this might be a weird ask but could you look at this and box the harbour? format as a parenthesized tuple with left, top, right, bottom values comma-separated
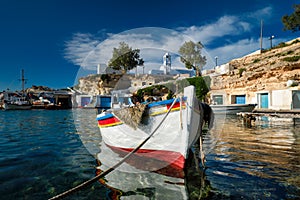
(1, 109, 299, 199)
(0, 16, 299, 200)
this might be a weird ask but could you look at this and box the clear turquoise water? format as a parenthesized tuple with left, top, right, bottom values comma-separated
(0, 109, 300, 199)
(0, 109, 105, 199)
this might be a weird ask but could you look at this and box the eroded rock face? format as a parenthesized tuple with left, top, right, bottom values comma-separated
(26, 85, 53, 93)
(211, 39, 300, 93)
(75, 74, 125, 95)
(75, 74, 176, 95)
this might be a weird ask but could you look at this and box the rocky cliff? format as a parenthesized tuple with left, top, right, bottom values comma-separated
(75, 74, 127, 95)
(211, 38, 300, 93)
(74, 74, 175, 95)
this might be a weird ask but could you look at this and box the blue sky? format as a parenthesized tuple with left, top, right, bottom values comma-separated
(0, 0, 299, 91)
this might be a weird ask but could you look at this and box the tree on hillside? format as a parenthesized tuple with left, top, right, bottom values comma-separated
(282, 4, 300, 32)
(178, 41, 206, 76)
(108, 42, 144, 73)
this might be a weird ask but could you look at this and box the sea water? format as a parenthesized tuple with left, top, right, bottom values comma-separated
(0, 109, 299, 199)
(0, 109, 105, 199)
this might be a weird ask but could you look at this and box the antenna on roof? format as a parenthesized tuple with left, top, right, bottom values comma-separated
(260, 20, 263, 53)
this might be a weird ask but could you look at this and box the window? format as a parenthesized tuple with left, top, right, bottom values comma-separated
(212, 95, 223, 105)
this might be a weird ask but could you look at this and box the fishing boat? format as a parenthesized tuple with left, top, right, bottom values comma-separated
(3, 92, 32, 110)
(2, 69, 32, 110)
(96, 85, 202, 170)
(210, 103, 256, 115)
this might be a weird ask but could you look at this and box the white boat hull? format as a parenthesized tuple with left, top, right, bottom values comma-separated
(210, 104, 256, 115)
(3, 102, 32, 110)
(96, 86, 201, 170)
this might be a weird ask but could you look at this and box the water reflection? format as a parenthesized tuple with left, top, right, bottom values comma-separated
(96, 143, 213, 200)
(206, 115, 300, 199)
(74, 109, 300, 199)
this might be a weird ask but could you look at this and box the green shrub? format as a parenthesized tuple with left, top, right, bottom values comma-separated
(283, 56, 300, 62)
(291, 39, 300, 45)
(136, 76, 209, 101)
(253, 59, 260, 63)
(239, 68, 246, 76)
(275, 42, 287, 48)
(186, 76, 209, 101)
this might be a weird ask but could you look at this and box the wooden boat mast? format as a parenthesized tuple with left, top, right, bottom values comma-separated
(19, 69, 27, 94)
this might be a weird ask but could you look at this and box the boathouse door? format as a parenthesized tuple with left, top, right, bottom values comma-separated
(235, 95, 246, 104)
(292, 91, 300, 110)
(81, 97, 91, 107)
(260, 93, 269, 108)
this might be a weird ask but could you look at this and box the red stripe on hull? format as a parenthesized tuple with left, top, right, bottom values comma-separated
(166, 102, 179, 110)
(166, 102, 185, 110)
(106, 144, 185, 178)
(98, 117, 120, 126)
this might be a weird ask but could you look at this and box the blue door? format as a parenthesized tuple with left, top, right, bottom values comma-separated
(96, 96, 111, 109)
(235, 95, 246, 104)
(260, 93, 269, 108)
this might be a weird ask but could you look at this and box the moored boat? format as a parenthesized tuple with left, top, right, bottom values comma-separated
(2, 69, 32, 110)
(96, 85, 202, 170)
(210, 103, 256, 115)
(2, 92, 32, 110)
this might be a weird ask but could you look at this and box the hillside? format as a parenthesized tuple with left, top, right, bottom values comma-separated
(211, 38, 300, 93)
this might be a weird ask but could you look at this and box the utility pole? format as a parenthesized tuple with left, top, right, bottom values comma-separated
(260, 20, 263, 53)
(269, 35, 275, 49)
(215, 56, 218, 67)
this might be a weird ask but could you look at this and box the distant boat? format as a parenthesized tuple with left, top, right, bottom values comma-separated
(96, 85, 202, 170)
(2, 69, 31, 110)
(210, 104, 257, 115)
(3, 92, 32, 110)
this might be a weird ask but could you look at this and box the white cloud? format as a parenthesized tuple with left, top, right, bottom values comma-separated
(247, 6, 272, 20)
(63, 6, 286, 72)
(64, 33, 101, 68)
(208, 38, 261, 65)
(178, 15, 252, 45)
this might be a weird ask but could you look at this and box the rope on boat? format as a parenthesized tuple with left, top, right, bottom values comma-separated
(48, 97, 180, 200)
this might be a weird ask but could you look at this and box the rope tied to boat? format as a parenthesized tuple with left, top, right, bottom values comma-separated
(48, 97, 180, 200)
(180, 95, 183, 130)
